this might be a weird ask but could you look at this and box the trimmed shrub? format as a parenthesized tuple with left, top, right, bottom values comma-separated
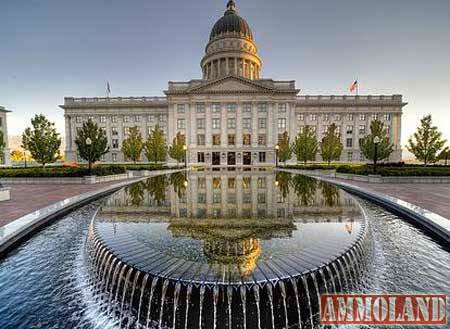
(0, 165, 126, 178)
(336, 165, 450, 176)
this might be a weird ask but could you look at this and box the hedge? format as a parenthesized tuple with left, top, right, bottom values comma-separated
(0, 165, 126, 178)
(336, 165, 450, 177)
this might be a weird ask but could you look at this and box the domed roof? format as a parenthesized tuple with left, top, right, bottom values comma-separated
(209, 1, 253, 41)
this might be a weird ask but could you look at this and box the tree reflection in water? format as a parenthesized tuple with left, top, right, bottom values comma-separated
(125, 182, 145, 206)
(143, 175, 167, 204)
(170, 171, 187, 199)
(275, 171, 291, 199)
(320, 181, 340, 207)
(291, 174, 317, 206)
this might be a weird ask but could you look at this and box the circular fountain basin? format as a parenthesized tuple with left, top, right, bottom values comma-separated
(87, 171, 371, 329)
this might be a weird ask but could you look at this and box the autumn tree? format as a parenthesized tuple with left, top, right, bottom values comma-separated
(74, 119, 109, 173)
(360, 120, 393, 167)
(407, 115, 446, 166)
(277, 131, 292, 166)
(320, 123, 343, 165)
(168, 132, 186, 165)
(145, 125, 167, 164)
(293, 126, 318, 165)
(122, 126, 144, 163)
(22, 114, 61, 167)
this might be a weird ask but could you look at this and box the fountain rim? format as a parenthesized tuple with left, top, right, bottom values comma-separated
(88, 179, 370, 288)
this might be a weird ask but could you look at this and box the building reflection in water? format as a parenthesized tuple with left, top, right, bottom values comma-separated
(99, 170, 361, 277)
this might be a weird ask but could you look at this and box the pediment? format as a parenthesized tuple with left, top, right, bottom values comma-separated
(188, 76, 275, 94)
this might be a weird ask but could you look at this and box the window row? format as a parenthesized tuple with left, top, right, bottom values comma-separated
(177, 103, 288, 114)
(297, 113, 392, 122)
(75, 114, 167, 124)
(195, 133, 268, 146)
(177, 118, 287, 130)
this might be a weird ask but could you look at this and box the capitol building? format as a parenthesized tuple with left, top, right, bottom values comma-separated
(61, 0, 406, 166)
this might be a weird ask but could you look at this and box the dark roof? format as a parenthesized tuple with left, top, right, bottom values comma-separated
(209, 1, 253, 41)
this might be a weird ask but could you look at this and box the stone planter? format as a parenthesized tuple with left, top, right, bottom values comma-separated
(0, 187, 11, 201)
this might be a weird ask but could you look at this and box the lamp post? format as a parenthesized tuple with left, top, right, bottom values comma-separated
(86, 137, 92, 176)
(275, 144, 280, 167)
(373, 136, 380, 174)
(183, 145, 188, 168)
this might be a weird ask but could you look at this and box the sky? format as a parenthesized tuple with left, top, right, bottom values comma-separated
(1, 0, 450, 148)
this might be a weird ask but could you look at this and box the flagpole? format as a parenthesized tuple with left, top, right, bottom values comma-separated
(356, 79, 359, 96)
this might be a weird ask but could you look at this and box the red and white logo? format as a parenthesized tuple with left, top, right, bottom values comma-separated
(320, 294, 447, 325)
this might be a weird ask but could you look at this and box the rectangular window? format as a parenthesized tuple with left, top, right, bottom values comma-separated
(112, 127, 118, 136)
(212, 118, 221, 129)
(99, 116, 106, 123)
(198, 178, 206, 188)
(177, 119, 186, 129)
(76, 116, 82, 123)
(243, 134, 251, 145)
(323, 114, 329, 121)
(197, 152, 205, 163)
(258, 103, 267, 114)
(123, 115, 130, 123)
(213, 191, 221, 204)
(335, 114, 341, 121)
(177, 104, 186, 113)
(348, 151, 353, 162)
(372, 113, 379, 120)
(310, 114, 317, 121)
(384, 113, 391, 121)
(359, 125, 366, 135)
(258, 134, 266, 146)
(347, 114, 354, 121)
(197, 118, 205, 129)
(111, 116, 118, 123)
(228, 134, 236, 146)
(212, 134, 221, 146)
(135, 115, 141, 122)
(227, 103, 237, 113)
(242, 118, 251, 129)
(197, 134, 205, 145)
(298, 113, 304, 121)
(278, 103, 287, 113)
(346, 138, 353, 148)
(278, 118, 287, 129)
(112, 139, 119, 149)
(359, 114, 366, 121)
(159, 114, 167, 122)
(196, 103, 205, 113)
(112, 153, 117, 162)
(124, 127, 130, 136)
(87, 116, 94, 121)
(258, 118, 267, 129)
(198, 193, 207, 204)
(259, 152, 266, 163)
(228, 178, 236, 189)
(147, 115, 154, 123)
(212, 103, 221, 113)
(257, 193, 266, 204)
(346, 126, 353, 134)
(227, 193, 237, 204)
(227, 118, 236, 129)
(243, 103, 252, 113)
(322, 125, 329, 134)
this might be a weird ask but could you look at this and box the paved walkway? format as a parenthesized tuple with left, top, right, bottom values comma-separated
(0, 182, 125, 227)
(333, 179, 450, 220)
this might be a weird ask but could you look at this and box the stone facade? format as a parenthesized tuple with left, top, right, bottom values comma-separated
(60, 1, 406, 166)
(0, 106, 11, 166)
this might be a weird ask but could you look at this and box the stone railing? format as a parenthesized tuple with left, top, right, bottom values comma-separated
(64, 96, 167, 105)
(296, 95, 404, 106)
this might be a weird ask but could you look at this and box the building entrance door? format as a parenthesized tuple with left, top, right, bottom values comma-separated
(243, 152, 252, 165)
(212, 152, 221, 165)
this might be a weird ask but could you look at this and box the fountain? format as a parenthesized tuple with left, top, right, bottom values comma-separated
(86, 171, 371, 328)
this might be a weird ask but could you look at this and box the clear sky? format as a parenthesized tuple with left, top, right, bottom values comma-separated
(1, 0, 449, 148)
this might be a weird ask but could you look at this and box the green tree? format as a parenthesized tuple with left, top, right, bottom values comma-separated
(320, 123, 343, 165)
(360, 120, 393, 167)
(277, 131, 292, 166)
(74, 119, 109, 173)
(22, 114, 61, 167)
(145, 125, 167, 164)
(168, 132, 186, 165)
(0, 130, 5, 161)
(293, 126, 318, 164)
(122, 126, 144, 163)
(438, 146, 450, 166)
(407, 115, 446, 166)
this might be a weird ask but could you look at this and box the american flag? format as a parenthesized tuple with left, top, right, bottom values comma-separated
(350, 80, 358, 93)
(106, 82, 111, 96)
